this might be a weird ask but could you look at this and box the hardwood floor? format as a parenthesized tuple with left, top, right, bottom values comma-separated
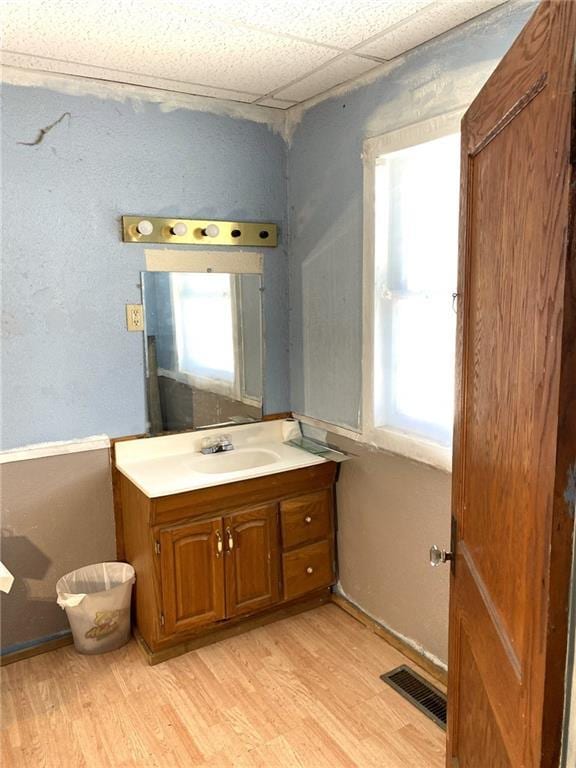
(0, 604, 446, 767)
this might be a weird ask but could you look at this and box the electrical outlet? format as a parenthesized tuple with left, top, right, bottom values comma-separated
(126, 304, 144, 331)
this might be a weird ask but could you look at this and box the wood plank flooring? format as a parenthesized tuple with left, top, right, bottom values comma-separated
(0, 604, 446, 767)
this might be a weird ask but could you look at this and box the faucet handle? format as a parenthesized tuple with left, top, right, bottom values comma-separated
(200, 436, 220, 454)
(200, 434, 234, 454)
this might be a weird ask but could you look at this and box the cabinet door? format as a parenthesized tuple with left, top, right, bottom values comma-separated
(159, 517, 225, 636)
(224, 504, 279, 618)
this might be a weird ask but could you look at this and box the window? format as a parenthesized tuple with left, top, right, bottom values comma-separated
(171, 272, 237, 396)
(363, 112, 462, 470)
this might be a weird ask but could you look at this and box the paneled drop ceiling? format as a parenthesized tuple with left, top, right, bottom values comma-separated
(1, 0, 508, 109)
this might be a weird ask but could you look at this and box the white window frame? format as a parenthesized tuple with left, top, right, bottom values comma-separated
(362, 110, 463, 473)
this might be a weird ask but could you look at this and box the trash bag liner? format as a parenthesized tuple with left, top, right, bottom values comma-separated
(56, 562, 135, 655)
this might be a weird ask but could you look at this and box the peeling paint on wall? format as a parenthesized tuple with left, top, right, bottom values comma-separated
(2, 1, 536, 146)
(283, 0, 537, 143)
(283, 57, 405, 144)
(362, 59, 498, 141)
(1, 67, 287, 138)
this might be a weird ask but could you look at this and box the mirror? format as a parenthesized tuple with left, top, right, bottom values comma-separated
(141, 272, 263, 434)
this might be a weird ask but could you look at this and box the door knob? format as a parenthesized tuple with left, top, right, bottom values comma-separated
(430, 544, 453, 567)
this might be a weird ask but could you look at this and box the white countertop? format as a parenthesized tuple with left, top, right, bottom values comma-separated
(115, 420, 328, 498)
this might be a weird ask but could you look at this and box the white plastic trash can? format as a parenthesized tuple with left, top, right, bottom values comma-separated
(56, 562, 135, 654)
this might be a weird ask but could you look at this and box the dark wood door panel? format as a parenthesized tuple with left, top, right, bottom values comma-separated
(448, 2, 576, 766)
(457, 546, 523, 762)
(462, 91, 555, 666)
(455, 626, 512, 768)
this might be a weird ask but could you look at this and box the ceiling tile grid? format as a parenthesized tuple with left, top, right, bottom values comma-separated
(356, 0, 508, 59)
(199, 0, 434, 49)
(0, 0, 509, 110)
(0, 51, 263, 103)
(271, 54, 379, 103)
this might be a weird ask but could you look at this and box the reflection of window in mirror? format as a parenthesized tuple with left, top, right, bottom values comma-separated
(142, 270, 263, 435)
(171, 273, 238, 398)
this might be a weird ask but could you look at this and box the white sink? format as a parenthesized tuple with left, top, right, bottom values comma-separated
(115, 419, 328, 498)
(187, 448, 281, 475)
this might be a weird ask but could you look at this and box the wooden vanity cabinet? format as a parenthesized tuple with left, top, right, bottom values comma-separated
(119, 462, 337, 661)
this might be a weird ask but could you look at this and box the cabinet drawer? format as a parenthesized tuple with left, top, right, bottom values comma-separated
(280, 490, 332, 550)
(282, 539, 334, 601)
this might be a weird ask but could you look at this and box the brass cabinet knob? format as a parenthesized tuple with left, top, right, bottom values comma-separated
(304, 516, 312, 524)
(215, 530, 223, 557)
(306, 566, 314, 574)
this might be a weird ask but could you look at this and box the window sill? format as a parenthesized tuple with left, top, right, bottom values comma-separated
(363, 426, 452, 473)
(294, 413, 452, 473)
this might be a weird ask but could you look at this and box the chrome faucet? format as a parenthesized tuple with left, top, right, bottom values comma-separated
(200, 434, 234, 454)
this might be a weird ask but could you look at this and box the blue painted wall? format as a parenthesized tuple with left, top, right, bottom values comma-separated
(0, 2, 537, 450)
(1, 86, 288, 449)
(287, 0, 537, 429)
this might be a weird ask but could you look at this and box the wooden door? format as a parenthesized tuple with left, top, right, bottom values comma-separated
(159, 517, 225, 635)
(447, 3, 576, 767)
(224, 503, 280, 618)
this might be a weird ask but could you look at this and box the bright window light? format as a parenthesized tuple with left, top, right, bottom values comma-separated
(171, 273, 235, 383)
(373, 132, 460, 447)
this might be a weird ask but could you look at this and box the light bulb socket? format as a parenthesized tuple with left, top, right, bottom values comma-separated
(171, 222, 188, 236)
(202, 224, 220, 238)
(136, 219, 154, 236)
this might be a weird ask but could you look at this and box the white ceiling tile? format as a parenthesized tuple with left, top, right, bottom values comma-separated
(256, 97, 298, 109)
(356, 0, 508, 60)
(1, 0, 511, 108)
(274, 55, 378, 102)
(196, 0, 433, 49)
(0, 51, 261, 103)
(1, 0, 335, 94)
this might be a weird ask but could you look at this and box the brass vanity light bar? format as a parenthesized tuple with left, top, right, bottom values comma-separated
(122, 216, 278, 247)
